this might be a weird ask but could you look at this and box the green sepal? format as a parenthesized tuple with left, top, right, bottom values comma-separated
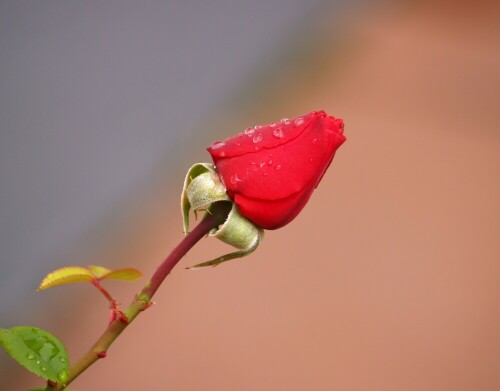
(188, 203, 264, 269)
(181, 163, 229, 234)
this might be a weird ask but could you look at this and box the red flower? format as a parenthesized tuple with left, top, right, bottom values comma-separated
(207, 111, 346, 229)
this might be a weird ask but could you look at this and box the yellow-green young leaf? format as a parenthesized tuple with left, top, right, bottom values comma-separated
(87, 265, 112, 279)
(0, 327, 69, 383)
(99, 268, 142, 281)
(37, 266, 94, 291)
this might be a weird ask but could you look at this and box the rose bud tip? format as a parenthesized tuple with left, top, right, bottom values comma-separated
(207, 110, 346, 230)
(334, 118, 345, 134)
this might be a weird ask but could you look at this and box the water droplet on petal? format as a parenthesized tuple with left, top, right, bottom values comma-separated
(272, 128, 284, 139)
(309, 158, 314, 163)
(244, 127, 255, 136)
(219, 151, 225, 157)
(211, 141, 225, 150)
(275, 164, 282, 170)
(294, 117, 305, 126)
(334, 118, 344, 133)
(254, 146, 261, 151)
(281, 118, 290, 124)
(26, 353, 36, 360)
(254, 125, 263, 130)
(259, 162, 266, 169)
(270, 122, 277, 127)
(252, 133, 263, 144)
(311, 138, 318, 144)
(267, 159, 273, 166)
(230, 174, 242, 185)
(235, 140, 241, 146)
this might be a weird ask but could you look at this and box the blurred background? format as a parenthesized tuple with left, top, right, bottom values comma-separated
(1, 0, 499, 389)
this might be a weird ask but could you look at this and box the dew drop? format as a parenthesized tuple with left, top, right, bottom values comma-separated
(254, 146, 261, 151)
(311, 138, 318, 144)
(272, 128, 284, 139)
(35, 360, 41, 365)
(267, 159, 273, 166)
(219, 151, 226, 157)
(235, 141, 241, 146)
(41, 366, 47, 372)
(230, 174, 242, 185)
(281, 118, 290, 125)
(275, 164, 282, 170)
(254, 125, 263, 130)
(334, 118, 344, 133)
(26, 353, 36, 360)
(259, 162, 266, 169)
(59, 357, 67, 363)
(211, 141, 225, 150)
(270, 122, 277, 127)
(294, 117, 305, 126)
(309, 158, 314, 163)
(57, 369, 69, 384)
(252, 133, 263, 144)
(244, 127, 255, 136)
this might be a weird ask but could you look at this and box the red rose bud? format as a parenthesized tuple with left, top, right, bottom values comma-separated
(208, 111, 346, 229)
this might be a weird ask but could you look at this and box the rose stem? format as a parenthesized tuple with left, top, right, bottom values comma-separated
(48, 202, 231, 390)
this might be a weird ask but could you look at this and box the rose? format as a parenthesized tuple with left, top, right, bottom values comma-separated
(208, 110, 346, 229)
(180, 110, 345, 267)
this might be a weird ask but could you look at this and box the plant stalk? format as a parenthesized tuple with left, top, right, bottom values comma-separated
(49, 202, 231, 390)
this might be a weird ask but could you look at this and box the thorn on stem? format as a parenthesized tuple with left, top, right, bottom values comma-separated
(97, 351, 107, 359)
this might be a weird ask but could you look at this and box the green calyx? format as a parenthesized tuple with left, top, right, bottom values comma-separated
(181, 163, 229, 234)
(181, 163, 264, 268)
(188, 203, 264, 269)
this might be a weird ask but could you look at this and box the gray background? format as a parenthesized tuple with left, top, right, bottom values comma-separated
(0, 0, 339, 319)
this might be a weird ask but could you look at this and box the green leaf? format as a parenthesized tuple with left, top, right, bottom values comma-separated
(97, 268, 142, 281)
(37, 266, 94, 291)
(0, 327, 70, 383)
